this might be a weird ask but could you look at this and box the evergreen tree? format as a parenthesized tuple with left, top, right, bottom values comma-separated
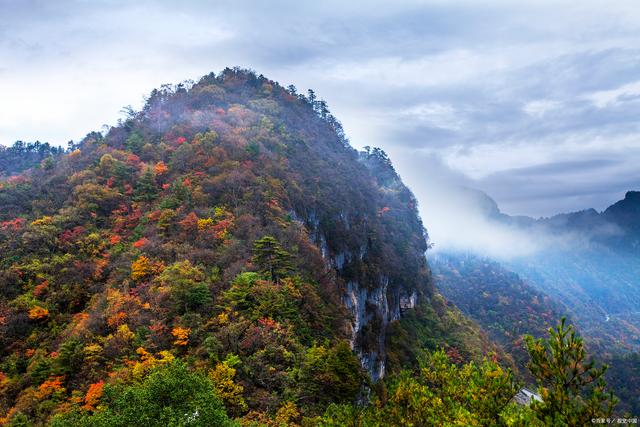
(134, 167, 158, 202)
(252, 236, 294, 282)
(524, 318, 617, 426)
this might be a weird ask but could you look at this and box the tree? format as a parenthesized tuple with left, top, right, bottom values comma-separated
(319, 349, 520, 426)
(296, 341, 364, 408)
(524, 318, 617, 426)
(50, 360, 233, 427)
(156, 260, 211, 313)
(134, 167, 158, 202)
(251, 236, 294, 282)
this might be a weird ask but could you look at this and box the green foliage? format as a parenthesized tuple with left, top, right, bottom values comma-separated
(251, 236, 294, 282)
(296, 341, 364, 408)
(51, 360, 233, 427)
(124, 131, 145, 153)
(156, 260, 212, 313)
(320, 349, 520, 426)
(134, 167, 158, 202)
(524, 318, 618, 426)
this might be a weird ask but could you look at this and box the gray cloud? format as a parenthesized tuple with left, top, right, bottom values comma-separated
(1, 0, 639, 222)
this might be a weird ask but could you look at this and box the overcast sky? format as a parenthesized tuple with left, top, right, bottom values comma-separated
(2, 0, 640, 218)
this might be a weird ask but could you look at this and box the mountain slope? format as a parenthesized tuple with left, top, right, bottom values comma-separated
(0, 69, 496, 424)
(429, 187, 640, 412)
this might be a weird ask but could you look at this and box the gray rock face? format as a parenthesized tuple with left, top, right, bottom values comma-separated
(342, 275, 418, 382)
(303, 209, 421, 382)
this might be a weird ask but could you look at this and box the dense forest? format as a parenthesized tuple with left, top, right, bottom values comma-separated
(431, 253, 640, 414)
(0, 69, 621, 425)
(0, 142, 66, 177)
(430, 254, 569, 375)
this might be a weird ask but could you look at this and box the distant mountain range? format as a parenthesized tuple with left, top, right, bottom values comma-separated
(430, 188, 640, 413)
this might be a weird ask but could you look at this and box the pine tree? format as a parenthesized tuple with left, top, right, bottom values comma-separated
(134, 167, 158, 202)
(524, 318, 617, 426)
(252, 236, 294, 282)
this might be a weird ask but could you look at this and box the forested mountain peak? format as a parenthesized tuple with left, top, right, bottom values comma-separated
(0, 69, 501, 425)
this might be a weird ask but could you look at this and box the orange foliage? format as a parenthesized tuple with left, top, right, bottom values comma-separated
(179, 212, 199, 233)
(37, 376, 65, 398)
(172, 326, 191, 346)
(83, 380, 105, 410)
(109, 235, 121, 245)
(68, 312, 90, 338)
(107, 311, 127, 328)
(28, 306, 49, 320)
(33, 280, 49, 297)
(154, 161, 169, 175)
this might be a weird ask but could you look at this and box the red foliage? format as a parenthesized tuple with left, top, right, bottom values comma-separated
(33, 280, 49, 297)
(147, 210, 162, 222)
(445, 347, 464, 365)
(133, 237, 149, 248)
(179, 212, 199, 233)
(59, 226, 86, 245)
(378, 206, 391, 216)
(0, 217, 26, 231)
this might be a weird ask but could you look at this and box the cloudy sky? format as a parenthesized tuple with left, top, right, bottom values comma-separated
(2, 0, 640, 219)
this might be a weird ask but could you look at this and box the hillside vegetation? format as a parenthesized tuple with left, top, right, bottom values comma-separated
(0, 69, 511, 425)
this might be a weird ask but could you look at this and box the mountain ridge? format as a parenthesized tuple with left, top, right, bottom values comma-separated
(0, 68, 501, 424)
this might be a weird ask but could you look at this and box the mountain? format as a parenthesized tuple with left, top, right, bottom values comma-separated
(430, 187, 640, 413)
(430, 253, 570, 378)
(0, 69, 500, 425)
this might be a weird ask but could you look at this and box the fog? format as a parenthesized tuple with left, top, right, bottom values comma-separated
(390, 150, 617, 260)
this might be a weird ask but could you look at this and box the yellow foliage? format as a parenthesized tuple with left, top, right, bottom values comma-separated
(217, 311, 230, 325)
(209, 361, 247, 414)
(130, 256, 163, 281)
(131, 255, 152, 281)
(131, 347, 175, 379)
(197, 217, 214, 231)
(172, 327, 191, 346)
(30, 216, 53, 227)
(28, 306, 49, 320)
(84, 343, 103, 360)
(115, 324, 135, 341)
(275, 401, 301, 426)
